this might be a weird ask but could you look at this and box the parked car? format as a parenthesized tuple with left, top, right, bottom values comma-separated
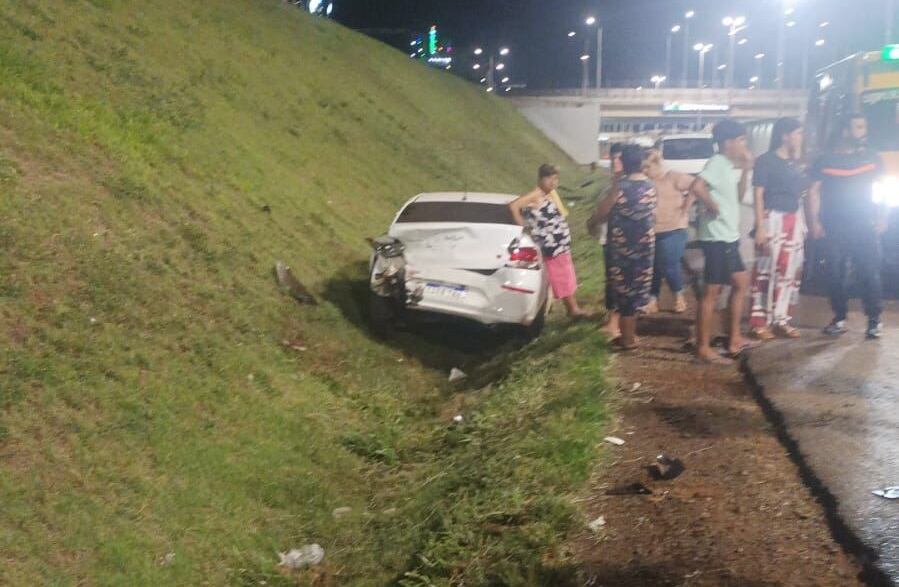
(656, 133, 715, 175)
(369, 192, 550, 337)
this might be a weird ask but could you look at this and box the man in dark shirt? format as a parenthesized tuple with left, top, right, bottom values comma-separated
(809, 113, 887, 339)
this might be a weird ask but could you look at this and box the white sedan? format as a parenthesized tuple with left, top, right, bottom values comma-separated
(369, 192, 550, 336)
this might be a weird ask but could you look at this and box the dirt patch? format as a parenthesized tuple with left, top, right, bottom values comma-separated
(571, 315, 865, 587)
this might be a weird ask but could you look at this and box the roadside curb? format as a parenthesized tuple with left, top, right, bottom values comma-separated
(740, 356, 896, 587)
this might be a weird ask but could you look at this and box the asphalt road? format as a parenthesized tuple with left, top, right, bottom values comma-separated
(746, 295, 899, 585)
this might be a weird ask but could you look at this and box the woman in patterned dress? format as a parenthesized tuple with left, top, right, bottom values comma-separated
(588, 145, 657, 348)
(510, 164, 588, 318)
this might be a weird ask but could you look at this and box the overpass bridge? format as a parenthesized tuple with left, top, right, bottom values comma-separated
(509, 88, 807, 165)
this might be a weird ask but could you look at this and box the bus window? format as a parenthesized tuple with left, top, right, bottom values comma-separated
(863, 93, 899, 151)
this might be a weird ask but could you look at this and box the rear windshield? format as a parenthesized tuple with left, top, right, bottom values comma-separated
(662, 138, 714, 160)
(396, 201, 516, 224)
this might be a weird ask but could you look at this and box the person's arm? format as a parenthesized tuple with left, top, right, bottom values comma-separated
(549, 190, 570, 218)
(689, 177, 719, 217)
(509, 190, 540, 227)
(672, 172, 696, 211)
(753, 187, 768, 246)
(587, 184, 619, 235)
(738, 169, 752, 204)
(751, 156, 768, 246)
(807, 180, 825, 239)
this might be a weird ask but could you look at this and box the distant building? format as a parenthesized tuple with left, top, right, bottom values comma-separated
(409, 25, 454, 71)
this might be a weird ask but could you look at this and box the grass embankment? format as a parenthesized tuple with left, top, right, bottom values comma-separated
(0, 1, 611, 584)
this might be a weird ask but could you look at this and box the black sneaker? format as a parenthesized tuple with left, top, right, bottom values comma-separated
(866, 320, 884, 340)
(823, 320, 848, 336)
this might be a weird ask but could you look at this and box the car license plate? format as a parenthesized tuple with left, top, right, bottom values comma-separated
(425, 282, 467, 299)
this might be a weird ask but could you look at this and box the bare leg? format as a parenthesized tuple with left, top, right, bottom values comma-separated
(697, 284, 724, 361)
(563, 296, 588, 317)
(619, 316, 638, 348)
(727, 271, 749, 354)
(601, 311, 621, 337)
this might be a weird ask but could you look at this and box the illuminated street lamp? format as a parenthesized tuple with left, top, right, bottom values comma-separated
(694, 42, 713, 88)
(473, 46, 510, 93)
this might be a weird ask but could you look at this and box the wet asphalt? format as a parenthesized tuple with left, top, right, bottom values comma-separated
(746, 296, 899, 585)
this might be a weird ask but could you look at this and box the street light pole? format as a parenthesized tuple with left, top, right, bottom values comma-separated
(888, 0, 895, 43)
(488, 55, 495, 91)
(596, 25, 603, 89)
(722, 17, 746, 89)
(581, 34, 590, 95)
(695, 43, 712, 89)
(667, 26, 680, 89)
(682, 10, 695, 88)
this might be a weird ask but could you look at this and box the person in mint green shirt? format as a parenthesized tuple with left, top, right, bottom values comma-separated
(690, 119, 754, 364)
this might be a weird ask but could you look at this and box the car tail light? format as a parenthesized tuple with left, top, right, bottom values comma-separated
(507, 243, 540, 269)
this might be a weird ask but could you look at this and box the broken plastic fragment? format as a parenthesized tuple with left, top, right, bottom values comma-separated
(587, 515, 606, 532)
(603, 436, 626, 446)
(872, 487, 899, 499)
(606, 482, 653, 496)
(278, 544, 325, 569)
(647, 454, 686, 481)
(449, 368, 467, 382)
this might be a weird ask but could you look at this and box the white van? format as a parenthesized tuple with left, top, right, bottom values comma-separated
(656, 134, 714, 175)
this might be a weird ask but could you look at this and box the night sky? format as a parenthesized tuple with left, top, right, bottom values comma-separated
(333, 0, 895, 89)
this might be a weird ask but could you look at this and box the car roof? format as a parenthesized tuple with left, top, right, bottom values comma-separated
(410, 192, 517, 205)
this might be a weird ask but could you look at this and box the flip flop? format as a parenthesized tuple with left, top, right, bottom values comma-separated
(613, 338, 640, 352)
(724, 341, 761, 359)
(695, 354, 734, 366)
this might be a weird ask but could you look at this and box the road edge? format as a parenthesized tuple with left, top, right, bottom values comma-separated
(740, 357, 895, 587)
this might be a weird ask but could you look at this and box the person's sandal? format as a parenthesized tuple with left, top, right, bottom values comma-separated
(673, 295, 687, 314)
(773, 324, 801, 339)
(750, 327, 776, 341)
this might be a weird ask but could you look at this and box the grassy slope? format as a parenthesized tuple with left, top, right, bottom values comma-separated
(0, 1, 611, 585)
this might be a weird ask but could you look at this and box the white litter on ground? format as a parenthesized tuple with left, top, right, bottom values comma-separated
(278, 544, 325, 569)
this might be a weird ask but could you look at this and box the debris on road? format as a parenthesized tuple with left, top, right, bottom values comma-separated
(872, 487, 899, 499)
(605, 482, 653, 496)
(448, 368, 467, 382)
(647, 454, 685, 481)
(278, 544, 325, 570)
(587, 515, 606, 532)
(274, 261, 318, 305)
(603, 436, 626, 446)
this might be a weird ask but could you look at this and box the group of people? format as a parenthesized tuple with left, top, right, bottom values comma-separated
(511, 112, 887, 363)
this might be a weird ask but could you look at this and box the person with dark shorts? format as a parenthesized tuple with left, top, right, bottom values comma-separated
(690, 119, 754, 363)
(808, 113, 887, 339)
